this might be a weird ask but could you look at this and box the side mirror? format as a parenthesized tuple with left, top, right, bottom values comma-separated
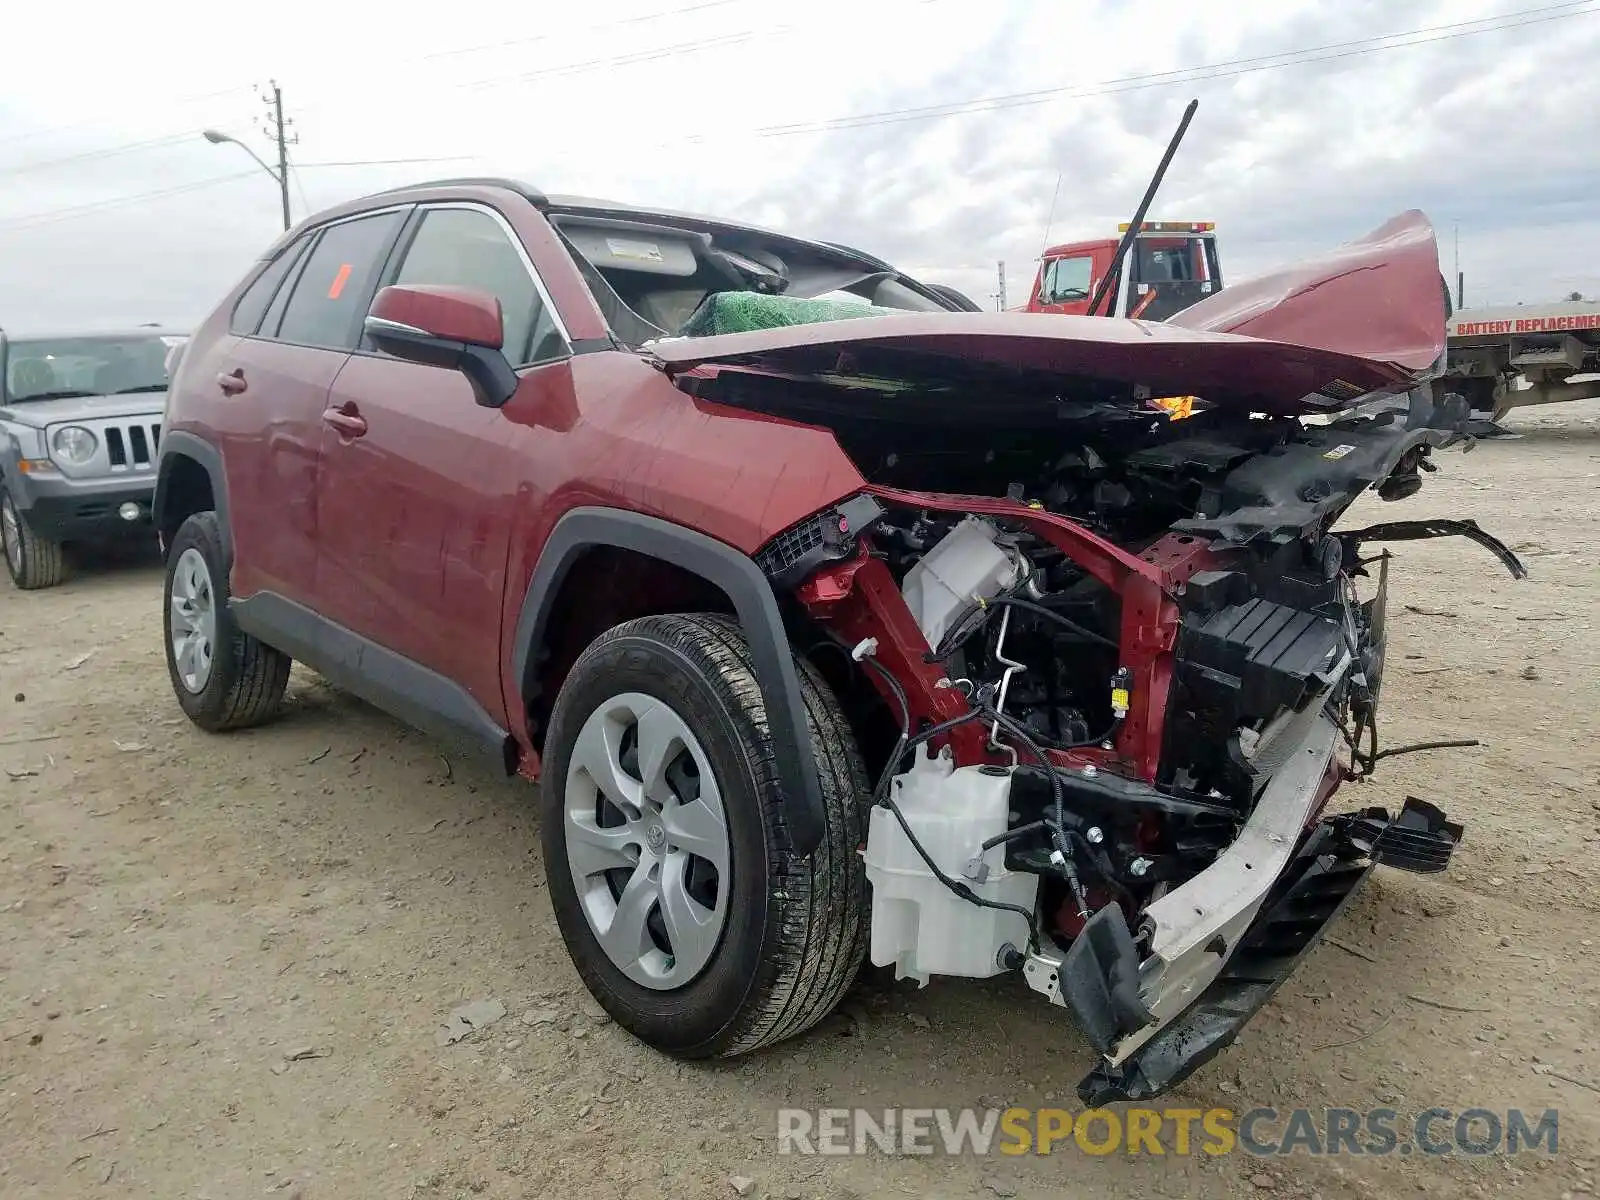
(364, 284, 519, 409)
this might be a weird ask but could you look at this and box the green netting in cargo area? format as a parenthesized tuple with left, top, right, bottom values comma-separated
(679, 290, 897, 337)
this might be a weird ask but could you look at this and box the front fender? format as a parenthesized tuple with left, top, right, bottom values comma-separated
(510, 506, 828, 859)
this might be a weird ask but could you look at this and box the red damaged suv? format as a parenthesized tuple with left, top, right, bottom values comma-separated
(155, 180, 1521, 1103)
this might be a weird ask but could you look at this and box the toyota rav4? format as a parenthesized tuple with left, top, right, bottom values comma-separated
(153, 180, 1521, 1102)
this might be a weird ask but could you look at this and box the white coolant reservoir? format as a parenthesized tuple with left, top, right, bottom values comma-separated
(900, 516, 1023, 651)
(862, 745, 1040, 986)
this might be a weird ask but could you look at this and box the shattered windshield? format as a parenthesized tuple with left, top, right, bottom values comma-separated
(3, 335, 172, 402)
(548, 207, 953, 344)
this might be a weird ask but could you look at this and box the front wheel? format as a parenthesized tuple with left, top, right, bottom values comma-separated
(540, 612, 870, 1059)
(163, 510, 292, 731)
(2, 488, 64, 590)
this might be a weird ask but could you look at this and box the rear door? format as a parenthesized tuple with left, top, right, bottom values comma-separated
(313, 201, 570, 717)
(212, 207, 408, 603)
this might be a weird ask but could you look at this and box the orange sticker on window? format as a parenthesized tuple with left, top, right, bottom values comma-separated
(328, 263, 353, 300)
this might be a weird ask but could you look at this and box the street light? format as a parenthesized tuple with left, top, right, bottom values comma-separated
(202, 128, 291, 231)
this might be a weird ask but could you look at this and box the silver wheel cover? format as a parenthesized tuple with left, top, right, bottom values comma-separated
(168, 547, 217, 693)
(563, 692, 732, 990)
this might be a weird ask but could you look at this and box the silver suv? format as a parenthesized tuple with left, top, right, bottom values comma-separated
(1, 327, 183, 589)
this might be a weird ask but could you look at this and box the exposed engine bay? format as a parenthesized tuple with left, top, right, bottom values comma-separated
(722, 366, 1524, 1104)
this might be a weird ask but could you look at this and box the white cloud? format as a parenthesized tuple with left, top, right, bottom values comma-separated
(0, 0, 1595, 327)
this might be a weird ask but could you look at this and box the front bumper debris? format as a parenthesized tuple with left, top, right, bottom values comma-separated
(1025, 704, 1342, 1065)
(1071, 795, 1461, 1105)
(1339, 517, 1528, 580)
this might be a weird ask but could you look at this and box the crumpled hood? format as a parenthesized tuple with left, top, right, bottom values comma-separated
(0, 391, 168, 429)
(652, 311, 1415, 416)
(1167, 210, 1447, 373)
(651, 209, 1450, 416)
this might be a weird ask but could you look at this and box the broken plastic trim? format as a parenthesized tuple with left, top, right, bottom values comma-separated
(753, 494, 885, 590)
(1054, 905, 1155, 1054)
(1333, 796, 1464, 874)
(1077, 796, 1461, 1104)
(1340, 518, 1528, 580)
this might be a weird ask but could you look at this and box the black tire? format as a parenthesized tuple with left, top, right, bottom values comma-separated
(2, 488, 65, 590)
(540, 612, 870, 1058)
(163, 511, 291, 731)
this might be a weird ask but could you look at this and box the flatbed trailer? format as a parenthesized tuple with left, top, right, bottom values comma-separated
(1439, 301, 1600, 421)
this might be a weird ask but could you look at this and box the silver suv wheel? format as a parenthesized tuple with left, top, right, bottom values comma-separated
(563, 691, 731, 991)
(168, 546, 216, 693)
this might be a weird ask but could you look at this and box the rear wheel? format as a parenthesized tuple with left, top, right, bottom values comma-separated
(2, 488, 64, 590)
(540, 612, 870, 1058)
(164, 511, 291, 731)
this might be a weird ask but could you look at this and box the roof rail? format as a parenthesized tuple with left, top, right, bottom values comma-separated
(363, 176, 549, 206)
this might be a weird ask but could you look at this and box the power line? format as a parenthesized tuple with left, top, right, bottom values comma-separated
(0, 171, 259, 233)
(0, 133, 198, 179)
(0, 86, 254, 151)
(0, 13, 800, 177)
(0, 155, 482, 233)
(454, 28, 777, 93)
(288, 158, 313, 220)
(715, 1, 1599, 141)
(423, 0, 742, 62)
(3, 1, 1590, 231)
(316, 0, 952, 106)
(0, 0, 939, 178)
(295, 157, 479, 168)
(288, 1, 1600, 159)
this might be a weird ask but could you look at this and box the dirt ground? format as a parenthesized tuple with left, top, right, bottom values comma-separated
(2, 404, 1598, 1200)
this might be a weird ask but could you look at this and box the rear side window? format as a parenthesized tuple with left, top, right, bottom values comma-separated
(276, 211, 405, 350)
(230, 238, 310, 336)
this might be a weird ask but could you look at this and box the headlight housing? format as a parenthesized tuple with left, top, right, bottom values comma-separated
(51, 425, 98, 466)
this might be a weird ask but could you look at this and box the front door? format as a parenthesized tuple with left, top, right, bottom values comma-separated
(314, 202, 570, 720)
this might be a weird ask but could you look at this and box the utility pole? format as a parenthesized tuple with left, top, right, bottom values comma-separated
(271, 84, 291, 231)
(1453, 223, 1464, 310)
(201, 81, 296, 231)
(995, 261, 1007, 311)
(256, 81, 296, 231)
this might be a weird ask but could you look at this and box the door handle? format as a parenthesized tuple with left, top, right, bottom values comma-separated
(216, 368, 247, 396)
(322, 405, 367, 439)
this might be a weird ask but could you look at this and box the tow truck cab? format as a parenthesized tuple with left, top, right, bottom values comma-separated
(1024, 221, 1222, 321)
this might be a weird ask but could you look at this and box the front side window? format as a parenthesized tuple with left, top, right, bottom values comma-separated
(3, 335, 172, 402)
(390, 207, 564, 365)
(275, 211, 406, 351)
(1041, 256, 1092, 304)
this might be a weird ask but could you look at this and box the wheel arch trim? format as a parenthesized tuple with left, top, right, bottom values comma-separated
(154, 432, 231, 560)
(511, 506, 827, 858)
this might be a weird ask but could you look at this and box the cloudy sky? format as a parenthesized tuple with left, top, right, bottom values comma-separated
(1, 0, 1596, 328)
